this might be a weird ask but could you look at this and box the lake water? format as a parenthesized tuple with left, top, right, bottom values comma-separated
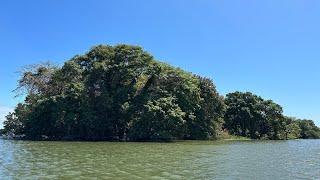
(0, 139, 319, 179)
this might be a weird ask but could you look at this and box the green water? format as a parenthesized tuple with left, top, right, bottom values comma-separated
(0, 139, 319, 179)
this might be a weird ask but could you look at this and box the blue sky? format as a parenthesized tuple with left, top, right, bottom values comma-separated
(1, 0, 320, 128)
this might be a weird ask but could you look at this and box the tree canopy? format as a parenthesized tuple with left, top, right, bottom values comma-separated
(3, 45, 225, 141)
(2, 44, 319, 141)
(224, 92, 320, 140)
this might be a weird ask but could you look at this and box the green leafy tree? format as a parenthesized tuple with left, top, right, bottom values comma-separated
(283, 117, 301, 139)
(3, 103, 28, 136)
(224, 92, 286, 140)
(192, 76, 225, 139)
(128, 96, 186, 141)
(297, 120, 320, 139)
(4, 44, 319, 141)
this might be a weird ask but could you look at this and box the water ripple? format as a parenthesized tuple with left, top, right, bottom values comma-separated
(0, 140, 319, 179)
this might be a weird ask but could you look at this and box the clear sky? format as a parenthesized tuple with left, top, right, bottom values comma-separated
(1, 0, 320, 128)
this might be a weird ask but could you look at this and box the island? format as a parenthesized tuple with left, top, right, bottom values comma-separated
(2, 44, 320, 141)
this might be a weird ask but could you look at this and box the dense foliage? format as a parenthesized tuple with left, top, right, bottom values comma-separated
(2, 45, 225, 141)
(2, 44, 319, 141)
(224, 92, 320, 140)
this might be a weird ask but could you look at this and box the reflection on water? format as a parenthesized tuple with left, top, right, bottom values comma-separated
(0, 139, 319, 179)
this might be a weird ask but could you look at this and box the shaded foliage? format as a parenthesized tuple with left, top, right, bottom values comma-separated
(4, 44, 225, 141)
(224, 92, 320, 140)
(297, 119, 320, 139)
(3, 45, 319, 141)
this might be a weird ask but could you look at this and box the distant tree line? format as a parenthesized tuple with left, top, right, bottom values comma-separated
(2, 45, 319, 141)
(224, 92, 320, 140)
